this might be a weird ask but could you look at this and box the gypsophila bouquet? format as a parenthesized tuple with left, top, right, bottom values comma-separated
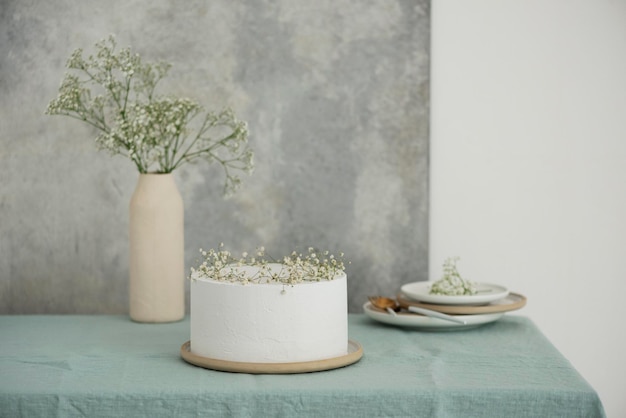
(46, 35, 253, 195)
(190, 244, 347, 285)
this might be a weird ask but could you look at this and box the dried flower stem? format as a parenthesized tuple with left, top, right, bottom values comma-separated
(46, 35, 253, 195)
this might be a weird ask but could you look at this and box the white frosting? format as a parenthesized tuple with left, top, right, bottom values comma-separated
(190, 263, 348, 363)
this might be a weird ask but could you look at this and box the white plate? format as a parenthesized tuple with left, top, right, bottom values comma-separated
(363, 302, 504, 330)
(400, 281, 509, 305)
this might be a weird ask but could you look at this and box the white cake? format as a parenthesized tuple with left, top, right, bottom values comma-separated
(190, 263, 348, 363)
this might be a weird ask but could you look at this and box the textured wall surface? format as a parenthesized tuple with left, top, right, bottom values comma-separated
(0, 0, 429, 313)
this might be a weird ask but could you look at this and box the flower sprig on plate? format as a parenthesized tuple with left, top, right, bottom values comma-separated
(190, 244, 347, 284)
(429, 257, 477, 296)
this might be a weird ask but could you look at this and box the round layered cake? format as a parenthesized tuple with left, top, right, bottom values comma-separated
(190, 263, 348, 363)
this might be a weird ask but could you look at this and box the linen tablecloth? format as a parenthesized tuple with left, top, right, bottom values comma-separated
(0, 315, 605, 417)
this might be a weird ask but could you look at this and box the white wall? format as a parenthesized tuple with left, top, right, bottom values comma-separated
(430, 1, 626, 416)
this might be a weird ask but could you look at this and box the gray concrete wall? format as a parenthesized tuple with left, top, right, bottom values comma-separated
(0, 0, 429, 314)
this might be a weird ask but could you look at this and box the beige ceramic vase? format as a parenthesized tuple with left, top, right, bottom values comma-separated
(129, 173, 185, 323)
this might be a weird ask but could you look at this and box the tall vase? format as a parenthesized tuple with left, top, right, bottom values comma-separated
(129, 173, 185, 323)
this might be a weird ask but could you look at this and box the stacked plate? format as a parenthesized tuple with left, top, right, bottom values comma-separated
(363, 282, 526, 331)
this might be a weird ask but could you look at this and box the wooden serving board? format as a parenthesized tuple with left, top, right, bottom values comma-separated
(180, 340, 363, 374)
(396, 292, 527, 315)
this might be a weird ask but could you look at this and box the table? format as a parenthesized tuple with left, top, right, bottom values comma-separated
(0, 315, 605, 417)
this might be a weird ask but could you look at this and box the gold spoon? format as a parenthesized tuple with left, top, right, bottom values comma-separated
(368, 296, 467, 325)
(368, 296, 400, 316)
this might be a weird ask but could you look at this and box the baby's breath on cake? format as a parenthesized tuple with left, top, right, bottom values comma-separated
(189, 244, 347, 285)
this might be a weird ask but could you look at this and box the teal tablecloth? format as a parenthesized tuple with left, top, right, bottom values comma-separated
(0, 315, 605, 417)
